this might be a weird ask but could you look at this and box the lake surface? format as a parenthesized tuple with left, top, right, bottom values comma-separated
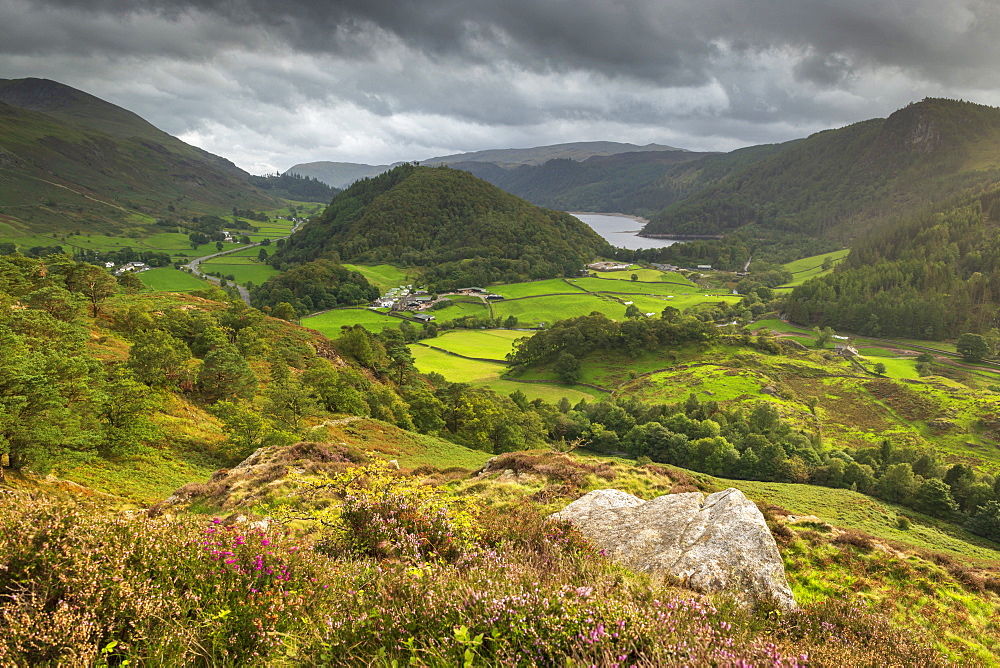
(570, 213, 680, 250)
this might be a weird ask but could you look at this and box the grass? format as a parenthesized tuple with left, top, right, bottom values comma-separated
(590, 267, 696, 284)
(323, 418, 493, 470)
(421, 329, 529, 360)
(492, 279, 588, 298)
(341, 264, 413, 291)
(302, 308, 403, 335)
(137, 267, 212, 292)
(730, 479, 1000, 562)
(422, 300, 491, 322)
(410, 346, 599, 404)
(492, 294, 633, 326)
(197, 260, 279, 286)
(778, 249, 850, 288)
(749, 319, 814, 335)
(567, 277, 701, 295)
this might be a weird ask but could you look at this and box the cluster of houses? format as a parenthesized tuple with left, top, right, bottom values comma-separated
(586, 261, 632, 272)
(370, 285, 505, 322)
(109, 261, 149, 275)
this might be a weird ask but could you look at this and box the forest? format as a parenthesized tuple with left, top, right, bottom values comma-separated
(786, 191, 1000, 338)
(269, 164, 611, 288)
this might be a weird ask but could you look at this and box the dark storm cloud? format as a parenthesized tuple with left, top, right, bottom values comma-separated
(3, 0, 999, 170)
(21, 0, 1000, 86)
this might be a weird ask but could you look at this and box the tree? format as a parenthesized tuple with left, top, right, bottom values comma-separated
(95, 368, 159, 457)
(957, 333, 990, 362)
(127, 329, 193, 388)
(258, 248, 269, 262)
(630, 273, 639, 281)
(116, 271, 144, 294)
(263, 368, 317, 434)
(271, 301, 296, 321)
(554, 351, 581, 385)
(216, 241, 224, 251)
(873, 362, 887, 375)
(196, 344, 257, 403)
(213, 400, 286, 460)
(875, 463, 917, 504)
(624, 304, 643, 319)
(912, 478, 958, 517)
(966, 500, 1000, 541)
(812, 326, 835, 348)
(67, 264, 117, 317)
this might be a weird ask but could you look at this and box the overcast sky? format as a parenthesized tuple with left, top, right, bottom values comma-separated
(3, 0, 1000, 174)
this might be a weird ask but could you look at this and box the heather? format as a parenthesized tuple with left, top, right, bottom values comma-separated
(0, 482, 944, 666)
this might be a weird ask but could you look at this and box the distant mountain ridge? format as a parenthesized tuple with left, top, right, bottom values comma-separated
(644, 98, 1000, 239)
(284, 141, 688, 189)
(0, 77, 280, 234)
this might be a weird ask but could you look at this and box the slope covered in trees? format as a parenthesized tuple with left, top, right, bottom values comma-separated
(644, 99, 1000, 239)
(248, 172, 340, 203)
(270, 164, 612, 288)
(785, 188, 1000, 339)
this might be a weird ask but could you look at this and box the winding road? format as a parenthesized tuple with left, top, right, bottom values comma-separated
(183, 220, 302, 306)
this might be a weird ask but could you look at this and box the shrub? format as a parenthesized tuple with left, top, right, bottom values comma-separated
(285, 459, 478, 562)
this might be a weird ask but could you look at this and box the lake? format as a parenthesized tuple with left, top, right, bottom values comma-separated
(570, 213, 681, 250)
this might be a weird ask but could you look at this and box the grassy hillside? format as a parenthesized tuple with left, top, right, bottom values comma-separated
(644, 99, 1000, 240)
(0, 78, 281, 235)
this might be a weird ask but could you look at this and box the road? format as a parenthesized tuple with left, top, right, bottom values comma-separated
(184, 245, 257, 305)
(184, 220, 302, 306)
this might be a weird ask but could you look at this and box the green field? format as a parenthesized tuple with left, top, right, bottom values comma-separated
(492, 293, 632, 326)
(341, 264, 412, 291)
(198, 259, 279, 286)
(777, 249, 850, 288)
(593, 267, 697, 284)
(424, 300, 491, 322)
(410, 345, 600, 404)
(302, 308, 403, 335)
(749, 319, 814, 335)
(567, 277, 701, 295)
(422, 329, 529, 360)
(137, 267, 212, 292)
(492, 279, 587, 298)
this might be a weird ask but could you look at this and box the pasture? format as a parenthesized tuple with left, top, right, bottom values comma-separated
(409, 345, 600, 404)
(777, 249, 850, 288)
(137, 267, 211, 292)
(423, 329, 529, 360)
(341, 264, 412, 291)
(302, 308, 403, 335)
(491, 278, 587, 299)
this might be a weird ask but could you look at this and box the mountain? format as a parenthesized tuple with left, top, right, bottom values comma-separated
(420, 141, 686, 167)
(0, 77, 280, 234)
(284, 161, 395, 189)
(269, 164, 612, 288)
(643, 98, 1000, 240)
(284, 141, 687, 190)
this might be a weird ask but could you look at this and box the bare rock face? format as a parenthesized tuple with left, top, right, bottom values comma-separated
(550, 488, 797, 611)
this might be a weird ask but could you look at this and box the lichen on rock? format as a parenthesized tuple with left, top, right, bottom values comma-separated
(550, 487, 797, 611)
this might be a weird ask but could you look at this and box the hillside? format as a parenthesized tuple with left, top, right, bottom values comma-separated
(643, 98, 1000, 239)
(285, 160, 394, 189)
(0, 78, 281, 234)
(270, 164, 612, 288)
(785, 184, 1000, 339)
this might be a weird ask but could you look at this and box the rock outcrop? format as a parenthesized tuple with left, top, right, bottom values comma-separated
(550, 488, 797, 611)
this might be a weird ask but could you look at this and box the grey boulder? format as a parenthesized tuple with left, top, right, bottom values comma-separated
(550, 488, 797, 611)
